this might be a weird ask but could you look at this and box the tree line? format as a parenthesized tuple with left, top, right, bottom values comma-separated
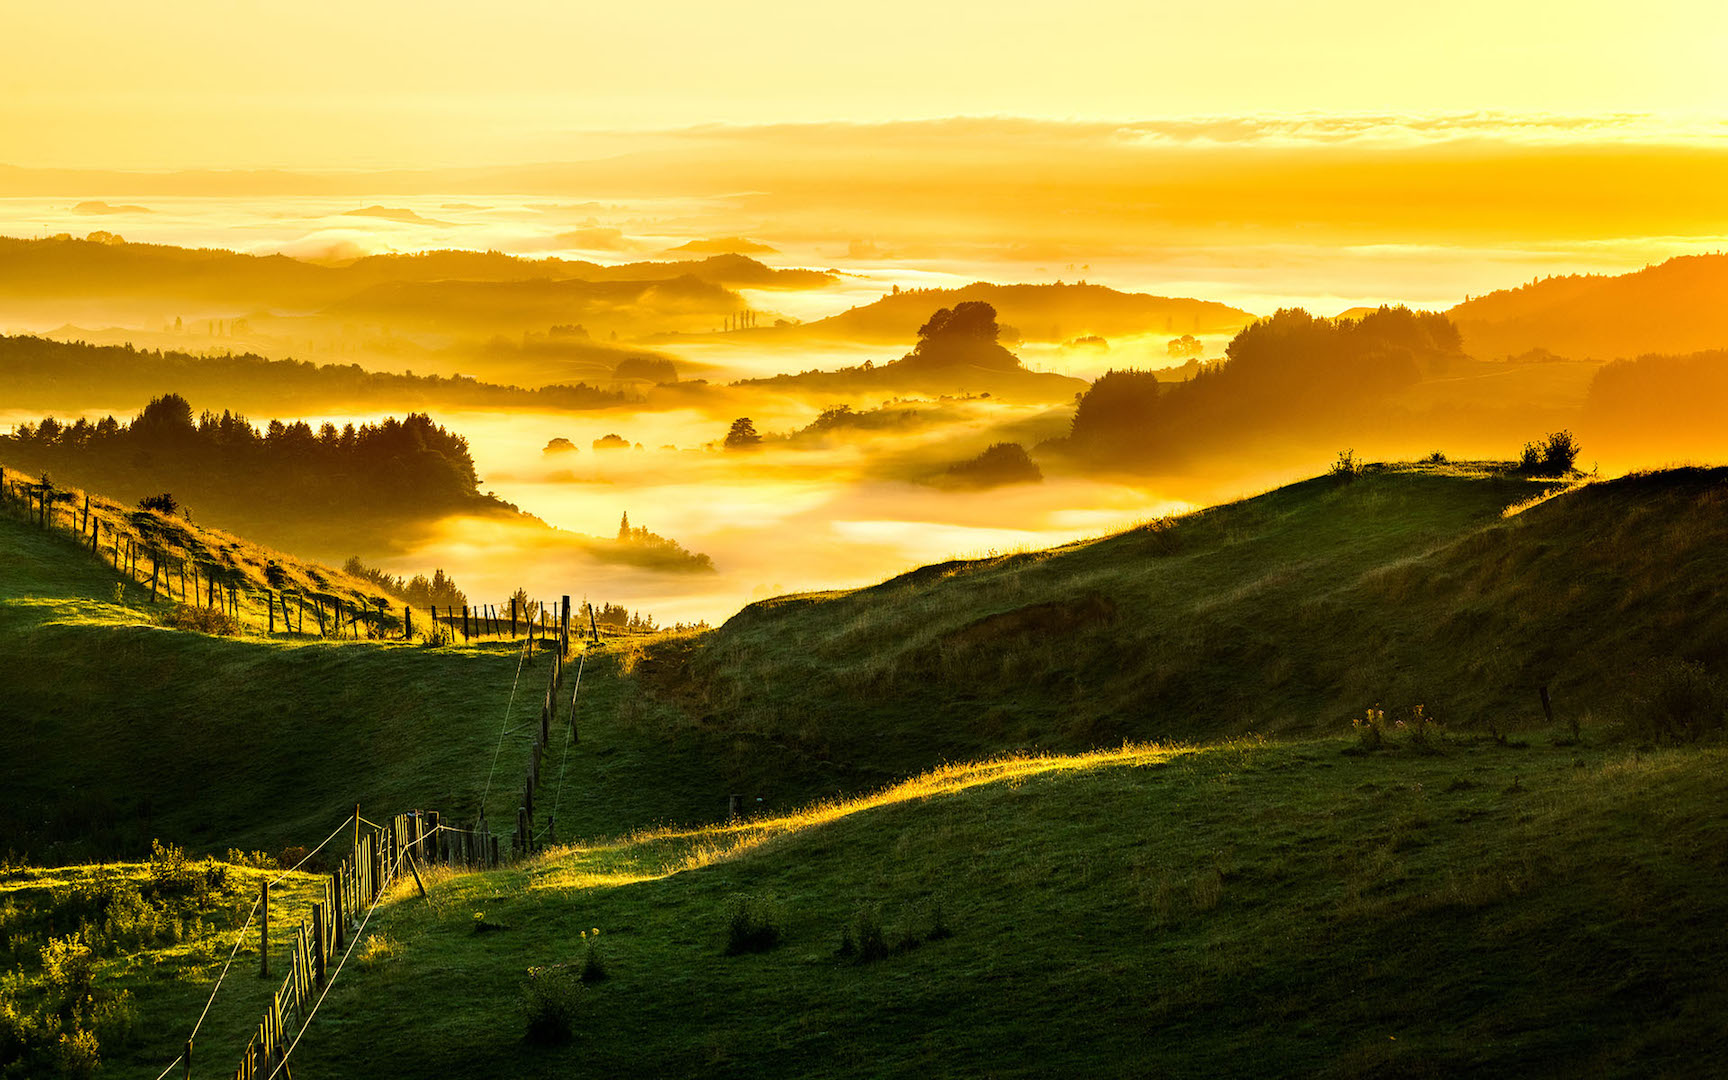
(1, 393, 516, 528)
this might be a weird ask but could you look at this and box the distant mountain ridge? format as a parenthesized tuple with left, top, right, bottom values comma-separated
(0, 234, 833, 321)
(729, 280, 1257, 345)
(1448, 253, 1728, 360)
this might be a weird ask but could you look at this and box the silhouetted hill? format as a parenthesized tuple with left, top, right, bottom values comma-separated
(342, 249, 831, 289)
(738, 301, 1088, 403)
(323, 274, 737, 335)
(0, 334, 632, 413)
(1449, 254, 1728, 359)
(763, 281, 1256, 344)
(1582, 348, 1728, 461)
(0, 234, 832, 329)
(1048, 306, 1464, 470)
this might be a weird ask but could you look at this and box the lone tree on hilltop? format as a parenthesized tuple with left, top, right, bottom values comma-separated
(724, 418, 763, 450)
(917, 301, 1000, 345)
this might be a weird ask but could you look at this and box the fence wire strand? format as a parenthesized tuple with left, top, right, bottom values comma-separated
(549, 655, 587, 838)
(479, 638, 532, 822)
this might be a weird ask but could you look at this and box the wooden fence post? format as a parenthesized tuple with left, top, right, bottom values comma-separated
(511, 597, 518, 638)
(311, 902, 326, 985)
(561, 595, 571, 655)
(331, 869, 345, 948)
(259, 880, 269, 977)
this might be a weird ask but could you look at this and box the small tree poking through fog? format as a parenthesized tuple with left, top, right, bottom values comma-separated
(724, 418, 763, 450)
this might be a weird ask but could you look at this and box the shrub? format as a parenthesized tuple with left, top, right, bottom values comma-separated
(40, 935, 96, 1022)
(723, 895, 781, 955)
(1629, 660, 1725, 743)
(137, 493, 179, 515)
(148, 840, 197, 895)
(226, 849, 275, 869)
(839, 904, 888, 963)
(1352, 707, 1388, 750)
(1519, 430, 1581, 474)
(358, 933, 401, 967)
(89, 988, 137, 1050)
(521, 964, 582, 1045)
(49, 1027, 102, 1080)
(156, 605, 240, 636)
(1400, 704, 1438, 747)
(419, 625, 454, 648)
(1330, 448, 1361, 482)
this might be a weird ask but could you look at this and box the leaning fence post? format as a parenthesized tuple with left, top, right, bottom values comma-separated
(311, 902, 326, 986)
(183, 1038, 191, 1080)
(259, 879, 269, 977)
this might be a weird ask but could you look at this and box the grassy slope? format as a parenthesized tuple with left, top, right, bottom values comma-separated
(7, 461, 1728, 1077)
(625, 464, 1728, 795)
(0, 509, 528, 861)
(84, 735, 1728, 1079)
(0, 469, 406, 629)
(0, 507, 781, 863)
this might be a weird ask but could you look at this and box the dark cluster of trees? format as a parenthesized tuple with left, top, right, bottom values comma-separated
(1583, 349, 1728, 459)
(1061, 306, 1464, 466)
(614, 513, 715, 573)
(724, 418, 763, 450)
(1, 393, 510, 527)
(902, 301, 1023, 373)
(943, 442, 1042, 488)
(613, 355, 678, 383)
(342, 556, 468, 608)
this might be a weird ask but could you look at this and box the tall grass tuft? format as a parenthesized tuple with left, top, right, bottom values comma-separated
(723, 895, 781, 955)
(520, 964, 583, 1045)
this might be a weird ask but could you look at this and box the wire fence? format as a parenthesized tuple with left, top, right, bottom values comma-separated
(3, 462, 604, 1078)
(0, 464, 585, 646)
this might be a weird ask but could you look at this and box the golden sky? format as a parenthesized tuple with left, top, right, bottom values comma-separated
(4, 0, 1726, 169)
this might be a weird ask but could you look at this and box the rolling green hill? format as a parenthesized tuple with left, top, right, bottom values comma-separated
(5, 460, 1727, 1078)
(625, 463, 1728, 795)
(21, 735, 1728, 1079)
